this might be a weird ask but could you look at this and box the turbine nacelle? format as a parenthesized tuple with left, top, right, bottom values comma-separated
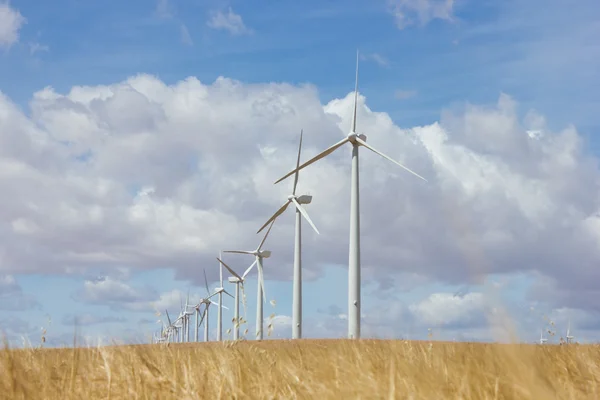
(228, 276, 242, 283)
(295, 194, 312, 205)
(258, 250, 272, 258)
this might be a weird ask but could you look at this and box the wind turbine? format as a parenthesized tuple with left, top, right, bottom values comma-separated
(217, 257, 249, 340)
(539, 328, 547, 344)
(566, 320, 574, 344)
(188, 270, 227, 342)
(180, 293, 194, 342)
(258, 129, 319, 339)
(223, 221, 275, 340)
(213, 252, 234, 341)
(273, 50, 427, 339)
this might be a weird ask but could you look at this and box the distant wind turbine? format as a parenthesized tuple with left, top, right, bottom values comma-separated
(195, 269, 227, 342)
(258, 129, 319, 339)
(566, 319, 574, 344)
(273, 50, 427, 339)
(223, 220, 275, 340)
(214, 252, 234, 341)
(217, 257, 249, 340)
(539, 329, 547, 344)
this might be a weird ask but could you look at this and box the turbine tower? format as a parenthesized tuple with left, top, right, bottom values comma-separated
(258, 129, 320, 339)
(273, 50, 427, 339)
(223, 221, 275, 340)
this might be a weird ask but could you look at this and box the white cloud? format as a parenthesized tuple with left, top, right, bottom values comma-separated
(0, 275, 39, 310)
(61, 313, 126, 326)
(155, 0, 173, 19)
(409, 292, 486, 327)
(0, 2, 25, 49)
(360, 52, 390, 68)
(0, 73, 599, 318)
(180, 24, 193, 46)
(28, 42, 49, 55)
(388, 0, 454, 29)
(77, 278, 208, 316)
(78, 277, 156, 305)
(394, 89, 417, 100)
(207, 7, 252, 36)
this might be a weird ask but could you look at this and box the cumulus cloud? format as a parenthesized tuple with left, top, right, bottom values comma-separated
(75, 277, 157, 306)
(0, 73, 599, 321)
(266, 314, 292, 338)
(0, 315, 40, 345)
(409, 292, 487, 328)
(61, 313, 126, 326)
(0, 275, 39, 310)
(360, 53, 390, 68)
(180, 24, 193, 46)
(207, 7, 252, 36)
(388, 0, 454, 29)
(75, 277, 207, 316)
(394, 89, 417, 100)
(0, 2, 25, 49)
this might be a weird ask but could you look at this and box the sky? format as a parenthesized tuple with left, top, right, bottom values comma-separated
(0, 0, 599, 347)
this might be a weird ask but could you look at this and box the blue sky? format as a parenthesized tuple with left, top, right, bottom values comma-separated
(1, 0, 599, 346)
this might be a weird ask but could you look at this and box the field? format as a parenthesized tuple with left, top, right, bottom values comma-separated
(1, 339, 599, 399)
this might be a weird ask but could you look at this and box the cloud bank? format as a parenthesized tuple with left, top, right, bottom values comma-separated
(0, 73, 598, 318)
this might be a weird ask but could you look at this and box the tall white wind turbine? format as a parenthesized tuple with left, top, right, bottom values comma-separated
(258, 129, 319, 339)
(223, 221, 275, 340)
(274, 50, 427, 339)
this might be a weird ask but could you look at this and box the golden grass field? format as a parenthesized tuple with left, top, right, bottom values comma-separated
(0, 339, 599, 399)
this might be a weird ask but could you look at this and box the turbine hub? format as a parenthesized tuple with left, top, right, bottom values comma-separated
(287, 194, 296, 201)
(347, 132, 358, 143)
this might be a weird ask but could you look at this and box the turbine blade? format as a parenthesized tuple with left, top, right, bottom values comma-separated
(198, 307, 207, 327)
(242, 259, 258, 279)
(291, 197, 320, 234)
(219, 251, 223, 287)
(217, 257, 243, 281)
(165, 310, 172, 326)
(223, 250, 254, 255)
(352, 49, 359, 133)
(292, 129, 303, 195)
(223, 289, 234, 299)
(257, 219, 275, 251)
(257, 201, 290, 234)
(355, 137, 427, 182)
(207, 292, 219, 300)
(274, 137, 349, 184)
(204, 269, 210, 296)
(211, 300, 229, 310)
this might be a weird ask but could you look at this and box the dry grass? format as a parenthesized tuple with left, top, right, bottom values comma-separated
(1, 339, 599, 399)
